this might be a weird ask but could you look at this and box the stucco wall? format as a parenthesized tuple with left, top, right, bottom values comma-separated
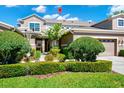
(112, 17, 124, 30)
(118, 36, 124, 52)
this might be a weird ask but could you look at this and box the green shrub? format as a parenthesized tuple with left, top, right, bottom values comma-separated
(31, 48, 36, 57)
(67, 37, 105, 62)
(0, 31, 31, 64)
(45, 54, 54, 61)
(0, 62, 66, 78)
(28, 62, 66, 75)
(0, 64, 28, 78)
(34, 50, 41, 59)
(50, 47, 60, 57)
(118, 50, 124, 56)
(57, 54, 66, 62)
(66, 60, 112, 72)
(61, 47, 70, 59)
(0, 60, 112, 78)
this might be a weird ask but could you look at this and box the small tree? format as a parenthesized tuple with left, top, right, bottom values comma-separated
(67, 37, 105, 62)
(0, 31, 31, 64)
(109, 10, 124, 17)
(43, 23, 67, 47)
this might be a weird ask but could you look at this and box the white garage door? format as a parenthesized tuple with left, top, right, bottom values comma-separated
(99, 39, 117, 56)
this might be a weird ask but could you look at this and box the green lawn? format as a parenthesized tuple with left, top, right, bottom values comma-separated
(0, 72, 124, 88)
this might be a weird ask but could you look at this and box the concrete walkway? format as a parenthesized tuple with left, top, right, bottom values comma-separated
(39, 54, 46, 61)
(97, 56, 124, 75)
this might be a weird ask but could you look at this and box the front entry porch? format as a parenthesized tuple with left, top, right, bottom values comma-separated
(35, 38, 50, 52)
(29, 37, 62, 53)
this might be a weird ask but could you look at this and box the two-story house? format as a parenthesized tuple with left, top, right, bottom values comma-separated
(18, 13, 124, 56)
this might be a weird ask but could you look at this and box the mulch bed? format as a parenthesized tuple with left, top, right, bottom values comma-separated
(30, 71, 118, 79)
(31, 72, 66, 79)
(112, 71, 121, 74)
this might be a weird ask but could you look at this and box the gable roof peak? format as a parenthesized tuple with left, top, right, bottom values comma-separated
(21, 14, 45, 21)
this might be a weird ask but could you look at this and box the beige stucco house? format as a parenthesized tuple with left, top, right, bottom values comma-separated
(18, 13, 124, 56)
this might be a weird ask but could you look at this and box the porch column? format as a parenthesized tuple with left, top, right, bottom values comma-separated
(42, 39, 45, 53)
(30, 38, 36, 49)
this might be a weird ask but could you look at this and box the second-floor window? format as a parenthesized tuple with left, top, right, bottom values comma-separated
(118, 19, 124, 27)
(29, 22, 40, 31)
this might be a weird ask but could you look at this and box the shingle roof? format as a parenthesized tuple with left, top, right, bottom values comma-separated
(92, 13, 124, 27)
(20, 14, 95, 27)
(45, 19, 95, 27)
(0, 21, 14, 30)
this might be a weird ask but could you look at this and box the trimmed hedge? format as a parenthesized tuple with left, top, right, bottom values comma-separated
(66, 60, 112, 72)
(28, 62, 65, 75)
(0, 62, 66, 78)
(0, 64, 28, 78)
(0, 60, 112, 78)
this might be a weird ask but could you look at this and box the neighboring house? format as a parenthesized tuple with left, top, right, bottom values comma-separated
(18, 13, 124, 56)
(0, 21, 22, 36)
(0, 21, 14, 31)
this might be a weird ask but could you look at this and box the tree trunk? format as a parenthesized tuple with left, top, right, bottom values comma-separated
(51, 40, 59, 47)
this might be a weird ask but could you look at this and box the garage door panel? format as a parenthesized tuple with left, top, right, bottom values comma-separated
(99, 39, 116, 56)
(99, 42, 115, 56)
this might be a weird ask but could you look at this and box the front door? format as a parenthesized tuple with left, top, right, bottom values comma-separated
(36, 39, 42, 52)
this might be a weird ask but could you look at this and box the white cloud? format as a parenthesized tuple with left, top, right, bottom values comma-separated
(43, 14, 59, 19)
(43, 13, 79, 21)
(5, 5, 17, 7)
(109, 5, 124, 15)
(67, 17, 79, 21)
(32, 5, 46, 13)
(57, 14, 70, 20)
(55, 5, 62, 8)
(88, 20, 92, 23)
(57, 16, 65, 20)
(63, 14, 70, 18)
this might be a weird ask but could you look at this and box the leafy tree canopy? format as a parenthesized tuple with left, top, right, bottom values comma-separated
(109, 10, 124, 17)
(0, 31, 31, 64)
(44, 23, 67, 40)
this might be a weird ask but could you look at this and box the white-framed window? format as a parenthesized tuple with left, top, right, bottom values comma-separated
(117, 18, 124, 27)
(29, 22, 41, 31)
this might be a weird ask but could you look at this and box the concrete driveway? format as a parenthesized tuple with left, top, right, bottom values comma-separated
(97, 56, 124, 75)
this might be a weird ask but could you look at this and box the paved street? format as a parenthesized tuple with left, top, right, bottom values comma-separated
(97, 56, 124, 74)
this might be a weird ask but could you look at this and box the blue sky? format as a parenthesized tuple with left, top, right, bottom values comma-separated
(0, 5, 122, 27)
